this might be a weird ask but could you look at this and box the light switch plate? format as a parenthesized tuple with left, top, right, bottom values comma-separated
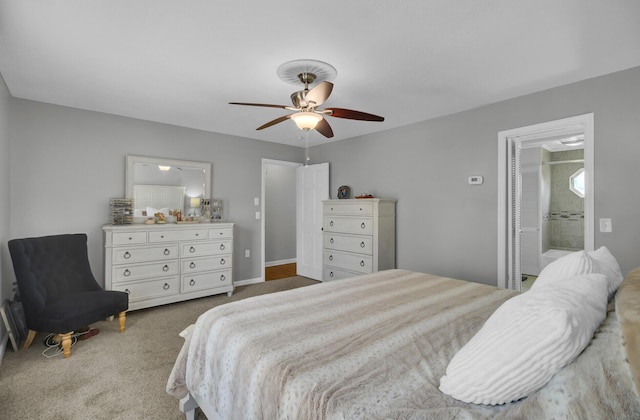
(599, 218, 612, 232)
(254, 197, 259, 206)
(468, 175, 484, 185)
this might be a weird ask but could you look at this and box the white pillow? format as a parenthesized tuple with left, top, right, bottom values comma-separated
(531, 250, 594, 290)
(439, 273, 608, 405)
(589, 246, 624, 297)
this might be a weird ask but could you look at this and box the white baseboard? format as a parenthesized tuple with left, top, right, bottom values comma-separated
(265, 258, 296, 267)
(233, 277, 263, 287)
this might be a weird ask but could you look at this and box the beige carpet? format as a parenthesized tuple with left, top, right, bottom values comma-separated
(0, 276, 318, 420)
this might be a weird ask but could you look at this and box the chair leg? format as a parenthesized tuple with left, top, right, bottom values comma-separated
(60, 332, 73, 358)
(118, 311, 126, 332)
(22, 330, 37, 350)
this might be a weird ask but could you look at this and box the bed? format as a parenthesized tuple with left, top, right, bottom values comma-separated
(167, 261, 640, 419)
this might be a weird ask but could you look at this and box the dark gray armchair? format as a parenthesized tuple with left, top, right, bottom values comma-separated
(8, 233, 128, 358)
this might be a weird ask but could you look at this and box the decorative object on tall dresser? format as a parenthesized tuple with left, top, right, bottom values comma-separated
(200, 199, 211, 220)
(337, 185, 351, 199)
(109, 198, 134, 224)
(103, 223, 234, 311)
(8, 234, 128, 358)
(322, 198, 396, 281)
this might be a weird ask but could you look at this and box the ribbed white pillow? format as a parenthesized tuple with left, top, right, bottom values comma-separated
(589, 246, 624, 297)
(439, 273, 608, 405)
(531, 250, 595, 290)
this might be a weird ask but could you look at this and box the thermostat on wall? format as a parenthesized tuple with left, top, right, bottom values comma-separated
(468, 175, 484, 185)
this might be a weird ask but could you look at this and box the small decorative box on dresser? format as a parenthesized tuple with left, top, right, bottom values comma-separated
(103, 223, 234, 310)
(322, 198, 396, 281)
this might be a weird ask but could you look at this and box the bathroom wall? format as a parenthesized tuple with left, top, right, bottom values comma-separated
(548, 149, 584, 250)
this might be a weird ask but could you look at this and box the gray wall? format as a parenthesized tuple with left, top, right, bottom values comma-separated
(4, 66, 640, 292)
(0, 74, 11, 343)
(311, 66, 640, 285)
(8, 99, 304, 285)
(265, 162, 297, 263)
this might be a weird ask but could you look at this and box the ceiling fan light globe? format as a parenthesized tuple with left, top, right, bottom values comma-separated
(291, 112, 323, 130)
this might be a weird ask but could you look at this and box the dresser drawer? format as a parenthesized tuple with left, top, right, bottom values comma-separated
(111, 244, 178, 264)
(324, 202, 373, 216)
(181, 268, 232, 293)
(208, 226, 233, 239)
(323, 217, 373, 235)
(111, 231, 148, 246)
(181, 240, 232, 257)
(324, 250, 372, 274)
(182, 255, 231, 274)
(324, 267, 362, 281)
(112, 276, 180, 303)
(324, 233, 372, 254)
(112, 260, 179, 282)
(148, 228, 207, 243)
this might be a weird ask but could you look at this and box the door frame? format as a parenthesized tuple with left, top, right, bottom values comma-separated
(261, 158, 302, 282)
(497, 113, 594, 290)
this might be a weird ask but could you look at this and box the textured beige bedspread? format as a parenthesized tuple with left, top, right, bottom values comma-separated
(167, 269, 640, 419)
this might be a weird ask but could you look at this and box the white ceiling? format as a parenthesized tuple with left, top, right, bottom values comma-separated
(1, 1, 639, 147)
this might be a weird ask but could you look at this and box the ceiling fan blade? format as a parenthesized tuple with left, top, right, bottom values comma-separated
(229, 102, 289, 109)
(315, 118, 334, 138)
(304, 81, 333, 107)
(324, 107, 384, 122)
(256, 115, 291, 130)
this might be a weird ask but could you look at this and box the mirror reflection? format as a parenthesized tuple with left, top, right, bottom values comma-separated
(125, 155, 211, 220)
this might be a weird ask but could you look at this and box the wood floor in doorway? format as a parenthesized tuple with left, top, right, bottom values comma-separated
(266, 263, 297, 281)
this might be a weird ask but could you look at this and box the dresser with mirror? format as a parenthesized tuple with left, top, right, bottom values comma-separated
(103, 155, 233, 311)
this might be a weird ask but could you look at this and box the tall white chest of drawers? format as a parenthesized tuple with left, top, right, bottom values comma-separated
(322, 198, 396, 281)
(103, 223, 234, 310)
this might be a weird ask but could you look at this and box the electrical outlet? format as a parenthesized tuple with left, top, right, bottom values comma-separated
(255, 211, 260, 220)
(245, 249, 250, 258)
(254, 197, 260, 206)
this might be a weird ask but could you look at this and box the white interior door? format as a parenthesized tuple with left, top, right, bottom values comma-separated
(296, 163, 329, 280)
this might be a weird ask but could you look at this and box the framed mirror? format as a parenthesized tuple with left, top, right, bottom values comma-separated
(125, 155, 212, 219)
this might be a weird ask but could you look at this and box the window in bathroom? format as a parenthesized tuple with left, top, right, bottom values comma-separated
(569, 168, 585, 197)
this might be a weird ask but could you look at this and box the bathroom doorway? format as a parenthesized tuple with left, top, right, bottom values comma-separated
(497, 113, 594, 291)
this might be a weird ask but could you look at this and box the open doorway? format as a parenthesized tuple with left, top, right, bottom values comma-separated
(497, 113, 594, 291)
(262, 159, 301, 281)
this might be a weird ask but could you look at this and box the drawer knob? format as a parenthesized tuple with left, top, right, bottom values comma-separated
(329, 238, 334, 244)
(124, 289, 130, 295)
(163, 264, 169, 272)
(360, 241, 365, 248)
(123, 251, 131, 259)
(189, 246, 196, 253)
(128, 237, 133, 241)
(195, 233, 199, 237)
(219, 244, 225, 250)
(163, 283, 170, 290)
(360, 260, 365, 267)
(164, 248, 171, 255)
(220, 258, 226, 265)
(160, 235, 165, 239)
(190, 262, 196, 269)
(329, 255, 333, 261)
(123, 269, 131, 277)
(361, 222, 366, 229)
(189, 279, 196, 286)
(220, 274, 226, 281)
(329, 271, 334, 277)
(359, 208, 363, 211)
(329, 220, 334, 227)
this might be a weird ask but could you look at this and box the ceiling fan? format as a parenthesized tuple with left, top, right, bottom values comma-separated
(229, 60, 384, 138)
